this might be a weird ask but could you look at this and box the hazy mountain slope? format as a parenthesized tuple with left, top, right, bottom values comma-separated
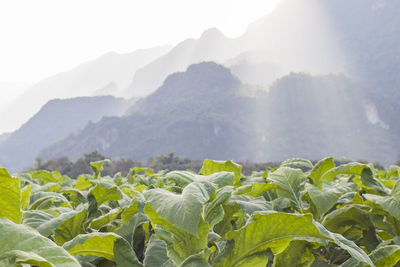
(238, 0, 348, 75)
(318, 0, 400, 137)
(0, 96, 129, 172)
(0, 46, 171, 134)
(0, 82, 31, 133)
(42, 62, 259, 161)
(0, 133, 10, 143)
(41, 63, 398, 165)
(124, 0, 400, 96)
(254, 73, 398, 164)
(319, 0, 400, 96)
(239, 0, 400, 93)
(123, 28, 243, 97)
(224, 51, 283, 86)
(0, 82, 30, 107)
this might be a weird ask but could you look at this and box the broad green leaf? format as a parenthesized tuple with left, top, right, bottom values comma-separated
(165, 171, 196, 187)
(369, 245, 400, 266)
(321, 163, 367, 183)
(23, 210, 55, 229)
(236, 182, 276, 198)
(197, 172, 235, 188)
(215, 212, 373, 267)
(29, 170, 63, 185)
(54, 209, 88, 245)
(35, 182, 61, 193)
(29, 191, 71, 210)
(341, 245, 400, 267)
(144, 181, 215, 235)
(309, 157, 335, 188)
(166, 171, 235, 188)
(360, 167, 390, 195)
(89, 182, 122, 206)
(281, 158, 313, 169)
(74, 174, 93, 190)
(131, 167, 154, 176)
(273, 240, 317, 267)
(322, 205, 379, 251)
(364, 180, 400, 221)
(229, 194, 273, 214)
(203, 186, 233, 229)
(248, 182, 276, 197)
(365, 194, 400, 221)
(90, 159, 111, 179)
(269, 167, 306, 209)
(322, 205, 374, 234)
(61, 175, 74, 187)
(0, 218, 80, 266)
(305, 183, 340, 217)
(62, 188, 88, 208)
(89, 208, 120, 230)
(121, 199, 141, 225)
(145, 204, 210, 264)
(0, 250, 52, 267)
(21, 186, 32, 210)
(36, 209, 83, 237)
(144, 236, 177, 267)
(0, 168, 22, 223)
(63, 232, 141, 266)
(200, 159, 242, 186)
(180, 250, 211, 267)
(213, 204, 242, 238)
(390, 179, 400, 201)
(113, 237, 143, 267)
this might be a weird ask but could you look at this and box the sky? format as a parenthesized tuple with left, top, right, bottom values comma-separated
(0, 0, 280, 85)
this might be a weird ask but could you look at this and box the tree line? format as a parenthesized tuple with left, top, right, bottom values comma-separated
(32, 150, 392, 179)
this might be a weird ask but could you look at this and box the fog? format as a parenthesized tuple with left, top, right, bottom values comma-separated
(0, 0, 399, 171)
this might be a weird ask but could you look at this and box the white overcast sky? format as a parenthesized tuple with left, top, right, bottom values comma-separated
(0, 0, 280, 84)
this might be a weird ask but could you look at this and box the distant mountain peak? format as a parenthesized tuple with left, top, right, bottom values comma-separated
(127, 62, 241, 115)
(200, 27, 227, 40)
(161, 61, 240, 92)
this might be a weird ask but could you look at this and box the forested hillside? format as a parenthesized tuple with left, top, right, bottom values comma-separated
(40, 63, 399, 166)
(0, 96, 130, 171)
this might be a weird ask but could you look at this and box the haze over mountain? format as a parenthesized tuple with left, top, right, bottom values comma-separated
(0, 96, 129, 171)
(1, 0, 399, 171)
(123, 28, 243, 98)
(42, 62, 256, 162)
(40, 63, 398, 166)
(0, 82, 31, 106)
(0, 82, 31, 132)
(121, 0, 400, 99)
(0, 46, 171, 134)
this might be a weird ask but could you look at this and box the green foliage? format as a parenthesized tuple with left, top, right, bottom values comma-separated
(0, 168, 22, 223)
(3, 157, 400, 266)
(0, 218, 80, 266)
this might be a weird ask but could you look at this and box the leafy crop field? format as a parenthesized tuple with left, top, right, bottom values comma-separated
(1, 158, 400, 266)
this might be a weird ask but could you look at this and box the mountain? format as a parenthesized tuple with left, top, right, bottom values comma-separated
(237, 0, 348, 76)
(319, 0, 400, 100)
(224, 50, 283, 85)
(0, 46, 171, 134)
(4, 0, 400, 169)
(41, 62, 258, 162)
(123, 0, 400, 97)
(254, 73, 398, 164)
(40, 62, 398, 166)
(0, 82, 30, 106)
(0, 82, 31, 133)
(239, 0, 400, 98)
(0, 96, 130, 172)
(0, 133, 10, 143)
(123, 28, 243, 98)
